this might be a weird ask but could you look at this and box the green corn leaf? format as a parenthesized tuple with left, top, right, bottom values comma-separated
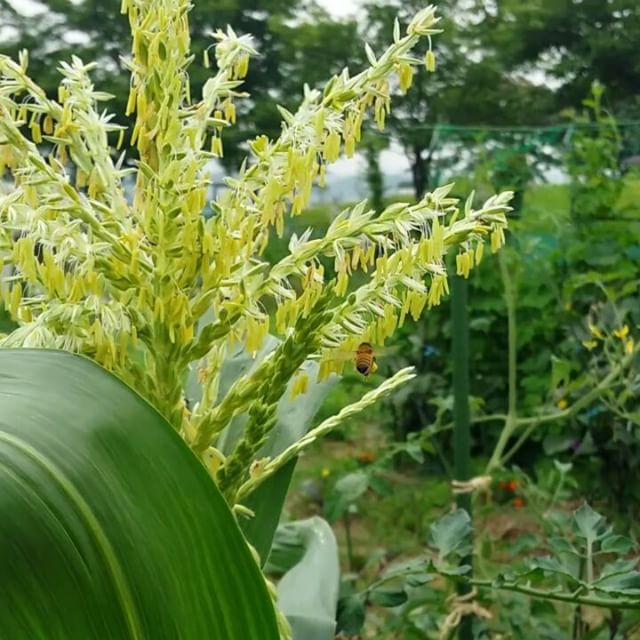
(187, 322, 338, 565)
(241, 458, 298, 564)
(0, 348, 278, 640)
(264, 519, 308, 576)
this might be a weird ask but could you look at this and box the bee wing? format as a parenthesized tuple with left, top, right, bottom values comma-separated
(373, 345, 401, 358)
(308, 351, 356, 362)
(325, 351, 358, 362)
(309, 345, 401, 362)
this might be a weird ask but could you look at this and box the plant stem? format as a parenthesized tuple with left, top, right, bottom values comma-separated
(498, 349, 634, 466)
(430, 433, 454, 479)
(469, 579, 640, 610)
(573, 557, 586, 639)
(487, 254, 634, 472)
(486, 252, 518, 471)
(343, 510, 354, 573)
(500, 421, 538, 467)
(451, 273, 473, 640)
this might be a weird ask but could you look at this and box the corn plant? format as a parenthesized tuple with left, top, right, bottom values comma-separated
(0, 1, 512, 636)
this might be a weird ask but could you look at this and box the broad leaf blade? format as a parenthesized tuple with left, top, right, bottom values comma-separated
(573, 503, 606, 544)
(429, 508, 472, 559)
(0, 349, 278, 639)
(188, 332, 338, 564)
(601, 535, 634, 555)
(241, 458, 298, 563)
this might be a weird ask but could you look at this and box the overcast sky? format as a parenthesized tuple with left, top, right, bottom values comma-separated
(318, 0, 361, 17)
(11, 0, 361, 18)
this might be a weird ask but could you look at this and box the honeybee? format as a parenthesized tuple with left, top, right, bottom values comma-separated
(354, 342, 378, 377)
(314, 342, 395, 377)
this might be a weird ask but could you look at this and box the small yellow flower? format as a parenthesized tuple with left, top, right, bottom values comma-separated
(588, 323, 603, 339)
(582, 339, 598, 351)
(625, 338, 635, 355)
(321, 467, 331, 478)
(613, 324, 629, 339)
(557, 398, 568, 410)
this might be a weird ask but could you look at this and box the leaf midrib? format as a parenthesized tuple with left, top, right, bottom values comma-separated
(0, 430, 143, 640)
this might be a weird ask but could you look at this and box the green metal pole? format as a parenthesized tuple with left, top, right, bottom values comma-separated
(451, 273, 473, 640)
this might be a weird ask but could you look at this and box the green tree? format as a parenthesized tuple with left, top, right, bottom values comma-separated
(474, 0, 640, 116)
(362, 0, 554, 198)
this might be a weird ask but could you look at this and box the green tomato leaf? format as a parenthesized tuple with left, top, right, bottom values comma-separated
(381, 558, 433, 589)
(553, 459, 573, 475)
(573, 503, 607, 544)
(405, 572, 434, 588)
(0, 349, 278, 639)
(543, 434, 576, 455)
(405, 441, 425, 463)
(381, 557, 425, 577)
(530, 556, 581, 584)
(324, 471, 369, 523)
(336, 594, 366, 636)
(594, 571, 640, 597)
(334, 470, 370, 503)
(601, 535, 634, 555)
(596, 558, 639, 582)
(368, 473, 392, 497)
(369, 587, 408, 608)
(428, 509, 472, 560)
(550, 356, 573, 390)
(436, 564, 472, 577)
(493, 567, 544, 587)
(549, 536, 580, 557)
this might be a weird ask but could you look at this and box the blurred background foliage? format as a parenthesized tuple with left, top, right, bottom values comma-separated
(1, 0, 640, 637)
